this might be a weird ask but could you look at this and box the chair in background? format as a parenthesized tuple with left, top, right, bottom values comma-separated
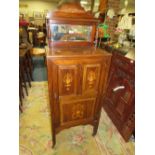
(36, 32, 46, 47)
(30, 48, 46, 65)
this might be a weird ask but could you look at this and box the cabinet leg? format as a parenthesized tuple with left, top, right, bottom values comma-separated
(19, 104, 23, 113)
(92, 121, 99, 136)
(52, 131, 56, 148)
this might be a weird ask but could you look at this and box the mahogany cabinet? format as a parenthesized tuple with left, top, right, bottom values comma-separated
(46, 2, 112, 147)
(46, 47, 111, 147)
(102, 52, 135, 141)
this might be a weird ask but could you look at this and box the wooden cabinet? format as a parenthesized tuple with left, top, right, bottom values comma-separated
(46, 2, 112, 147)
(47, 49, 111, 147)
(103, 52, 135, 141)
(46, 2, 135, 146)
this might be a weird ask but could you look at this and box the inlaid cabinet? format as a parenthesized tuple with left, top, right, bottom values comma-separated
(46, 1, 135, 146)
(46, 2, 112, 147)
(47, 48, 111, 147)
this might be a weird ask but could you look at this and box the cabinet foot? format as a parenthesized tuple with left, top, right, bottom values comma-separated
(52, 142, 56, 148)
(52, 131, 56, 148)
(92, 121, 99, 136)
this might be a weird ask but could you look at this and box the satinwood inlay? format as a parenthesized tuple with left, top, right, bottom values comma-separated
(87, 70, 96, 88)
(63, 72, 73, 91)
(72, 104, 84, 120)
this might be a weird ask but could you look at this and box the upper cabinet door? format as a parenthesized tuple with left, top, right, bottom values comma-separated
(82, 64, 101, 95)
(52, 59, 105, 97)
(58, 64, 80, 96)
(51, 60, 81, 99)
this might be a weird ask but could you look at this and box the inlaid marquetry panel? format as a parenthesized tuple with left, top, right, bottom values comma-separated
(82, 64, 101, 93)
(58, 65, 78, 96)
(60, 98, 96, 125)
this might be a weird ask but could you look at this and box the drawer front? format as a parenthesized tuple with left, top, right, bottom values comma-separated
(59, 98, 96, 125)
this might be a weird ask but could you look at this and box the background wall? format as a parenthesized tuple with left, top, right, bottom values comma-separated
(120, 0, 135, 14)
(106, 0, 134, 40)
(106, 0, 120, 40)
(19, 0, 57, 25)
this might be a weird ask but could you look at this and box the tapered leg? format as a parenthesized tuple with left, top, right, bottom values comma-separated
(92, 120, 99, 136)
(26, 53, 33, 81)
(43, 55, 46, 66)
(24, 64, 31, 87)
(28, 49, 34, 71)
(19, 104, 23, 113)
(20, 80, 24, 99)
(19, 86, 23, 105)
(20, 67, 28, 96)
(52, 130, 56, 148)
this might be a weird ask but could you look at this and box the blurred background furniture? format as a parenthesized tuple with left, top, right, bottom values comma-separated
(30, 48, 46, 65)
(27, 26, 38, 45)
(36, 32, 46, 47)
(19, 44, 33, 112)
(102, 51, 135, 141)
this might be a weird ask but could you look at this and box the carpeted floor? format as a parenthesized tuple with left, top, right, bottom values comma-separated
(19, 82, 135, 155)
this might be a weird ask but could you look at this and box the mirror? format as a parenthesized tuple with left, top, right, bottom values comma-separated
(50, 24, 92, 42)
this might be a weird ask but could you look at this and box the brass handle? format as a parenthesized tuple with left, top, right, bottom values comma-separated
(113, 86, 125, 92)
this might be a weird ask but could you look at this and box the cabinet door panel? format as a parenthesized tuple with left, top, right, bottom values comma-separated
(58, 65, 79, 96)
(60, 98, 96, 125)
(82, 64, 101, 94)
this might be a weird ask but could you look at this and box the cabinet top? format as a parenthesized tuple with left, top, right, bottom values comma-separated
(48, 2, 98, 21)
(45, 46, 111, 58)
(46, 2, 99, 47)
